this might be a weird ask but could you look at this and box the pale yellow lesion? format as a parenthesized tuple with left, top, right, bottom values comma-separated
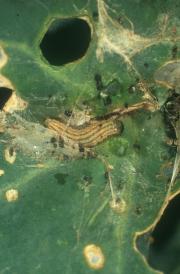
(83, 244, 105, 269)
(0, 75, 28, 113)
(4, 147, 17, 164)
(170, 119, 180, 187)
(0, 169, 5, 176)
(5, 188, 19, 202)
(0, 46, 28, 113)
(109, 198, 126, 214)
(3, 92, 28, 113)
(0, 111, 6, 133)
(0, 46, 8, 69)
(0, 47, 13, 94)
(0, 74, 14, 90)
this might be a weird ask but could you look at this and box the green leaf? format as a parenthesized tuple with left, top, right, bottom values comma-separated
(0, 0, 179, 273)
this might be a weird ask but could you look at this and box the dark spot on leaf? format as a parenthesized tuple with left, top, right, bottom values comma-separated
(115, 120, 124, 134)
(54, 173, 68, 185)
(53, 143, 57, 148)
(82, 175, 92, 186)
(64, 110, 72, 117)
(171, 45, 178, 59)
(79, 143, 85, 153)
(48, 94, 53, 100)
(135, 206, 142, 215)
(9, 147, 14, 157)
(86, 151, 95, 159)
(92, 11, 98, 19)
(124, 102, 128, 108)
(116, 181, 124, 191)
(94, 73, 104, 91)
(115, 197, 121, 204)
(50, 137, 57, 144)
(63, 154, 69, 161)
(128, 85, 136, 93)
(133, 143, 141, 150)
(104, 79, 121, 96)
(144, 62, 149, 68)
(104, 171, 109, 179)
(103, 96, 112, 106)
(117, 16, 123, 24)
(59, 137, 64, 148)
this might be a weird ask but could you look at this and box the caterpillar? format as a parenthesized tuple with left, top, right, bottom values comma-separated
(45, 116, 122, 149)
(45, 101, 156, 155)
(2, 100, 156, 161)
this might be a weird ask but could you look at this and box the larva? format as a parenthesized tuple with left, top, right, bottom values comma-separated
(45, 100, 157, 151)
(2, 100, 156, 161)
(45, 116, 122, 148)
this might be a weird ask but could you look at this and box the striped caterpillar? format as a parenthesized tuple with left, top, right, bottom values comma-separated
(45, 116, 121, 148)
(44, 101, 156, 158)
(3, 101, 156, 161)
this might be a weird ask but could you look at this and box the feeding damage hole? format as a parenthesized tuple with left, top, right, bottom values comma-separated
(40, 18, 91, 66)
(0, 87, 13, 110)
(137, 194, 180, 274)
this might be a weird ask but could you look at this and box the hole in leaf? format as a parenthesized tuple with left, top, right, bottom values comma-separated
(0, 87, 13, 110)
(137, 194, 180, 274)
(40, 18, 91, 66)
